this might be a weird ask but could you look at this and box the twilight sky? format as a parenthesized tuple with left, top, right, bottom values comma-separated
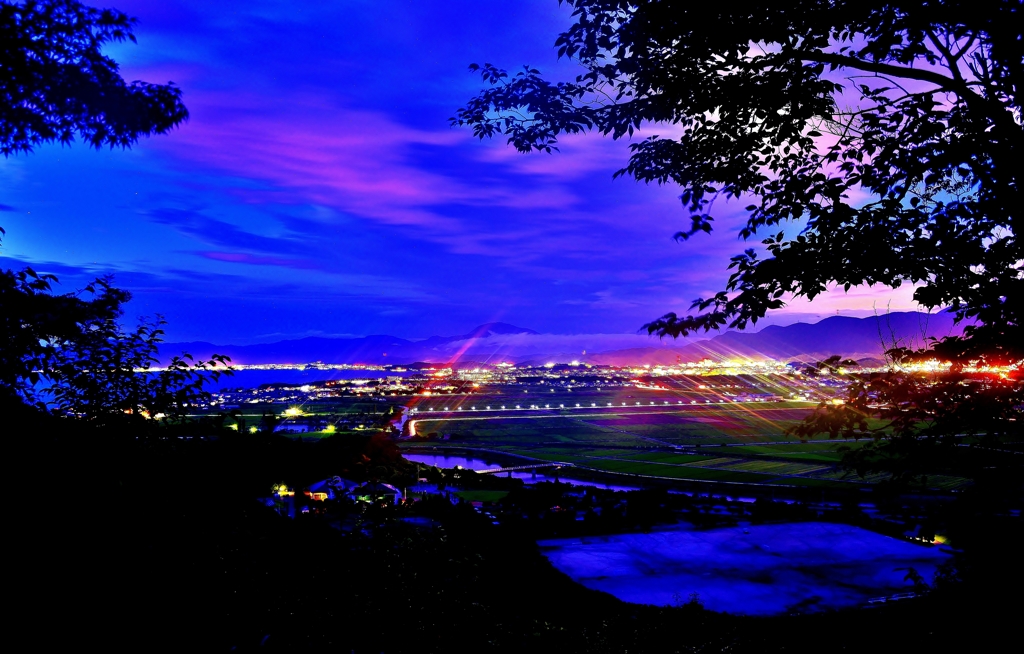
(0, 0, 922, 344)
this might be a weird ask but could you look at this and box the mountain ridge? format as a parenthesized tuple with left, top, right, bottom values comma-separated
(158, 312, 965, 366)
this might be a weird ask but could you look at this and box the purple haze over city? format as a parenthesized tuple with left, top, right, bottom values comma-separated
(0, 0, 922, 345)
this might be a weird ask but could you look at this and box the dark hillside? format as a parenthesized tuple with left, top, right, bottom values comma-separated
(15, 432, 1020, 652)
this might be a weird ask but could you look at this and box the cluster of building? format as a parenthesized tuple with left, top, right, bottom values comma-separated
(263, 477, 404, 516)
(207, 356, 1024, 417)
(263, 474, 469, 517)
(204, 359, 861, 414)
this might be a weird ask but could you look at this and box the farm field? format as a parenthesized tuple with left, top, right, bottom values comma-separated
(576, 458, 771, 483)
(404, 399, 972, 492)
(578, 406, 814, 442)
(728, 442, 865, 463)
(410, 415, 653, 448)
(409, 401, 816, 447)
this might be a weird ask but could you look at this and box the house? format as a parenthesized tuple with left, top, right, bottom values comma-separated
(305, 476, 359, 501)
(352, 481, 402, 505)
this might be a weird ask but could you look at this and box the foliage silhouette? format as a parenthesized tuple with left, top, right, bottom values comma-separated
(1, 267, 123, 411)
(453, 0, 1022, 471)
(45, 300, 231, 430)
(1, 270, 231, 428)
(0, 0, 188, 157)
(0, 1, 226, 425)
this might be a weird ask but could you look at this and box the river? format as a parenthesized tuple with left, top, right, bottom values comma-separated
(402, 452, 644, 492)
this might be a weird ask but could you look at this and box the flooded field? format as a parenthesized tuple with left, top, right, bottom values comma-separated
(539, 521, 951, 615)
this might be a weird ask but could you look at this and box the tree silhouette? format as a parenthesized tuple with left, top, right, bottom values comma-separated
(0, 1, 228, 422)
(45, 301, 231, 430)
(1, 268, 124, 412)
(454, 1, 1020, 354)
(0, 0, 188, 156)
(454, 0, 1022, 467)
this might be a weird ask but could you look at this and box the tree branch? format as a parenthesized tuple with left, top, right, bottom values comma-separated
(797, 50, 960, 92)
(926, 29, 966, 87)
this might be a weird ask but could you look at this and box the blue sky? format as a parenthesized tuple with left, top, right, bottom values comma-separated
(0, 0, 921, 344)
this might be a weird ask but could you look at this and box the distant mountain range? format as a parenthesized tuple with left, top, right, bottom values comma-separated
(585, 311, 964, 366)
(160, 322, 540, 366)
(158, 312, 965, 367)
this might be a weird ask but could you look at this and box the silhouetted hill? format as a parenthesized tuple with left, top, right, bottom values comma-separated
(158, 323, 539, 365)
(586, 312, 965, 365)
(160, 312, 965, 366)
(686, 311, 962, 361)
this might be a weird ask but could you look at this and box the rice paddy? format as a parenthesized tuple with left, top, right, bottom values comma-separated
(404, 390, 971, 491)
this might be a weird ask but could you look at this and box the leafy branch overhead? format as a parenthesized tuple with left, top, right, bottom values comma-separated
(0, 1, 228, 428)
(0, 270, 232, 427)
(46, 309, 233, 427)
(452, 0, 1022, 365)
(0, 0, 189, 155)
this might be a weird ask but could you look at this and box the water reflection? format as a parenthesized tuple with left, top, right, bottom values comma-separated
(403, 453, 643, 492)
(539, 522, 950, 615)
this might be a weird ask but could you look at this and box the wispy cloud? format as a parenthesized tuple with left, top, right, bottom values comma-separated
(198, 251, 320, 269)
(159, 95, 582, 223)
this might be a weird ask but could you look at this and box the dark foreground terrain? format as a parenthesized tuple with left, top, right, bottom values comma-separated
(16, 430, 1022, 653)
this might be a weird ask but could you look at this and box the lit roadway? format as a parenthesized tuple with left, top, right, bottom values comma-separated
(405, 400, 816, 444)
(407, 398, 815, 416)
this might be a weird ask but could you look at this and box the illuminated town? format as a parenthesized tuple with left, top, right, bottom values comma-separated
(201, 358, 1018, 409)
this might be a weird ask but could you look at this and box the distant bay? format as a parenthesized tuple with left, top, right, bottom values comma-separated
(209, 368, 415, 391)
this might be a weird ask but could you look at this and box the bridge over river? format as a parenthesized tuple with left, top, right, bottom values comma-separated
(474, 462, 575, 476)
